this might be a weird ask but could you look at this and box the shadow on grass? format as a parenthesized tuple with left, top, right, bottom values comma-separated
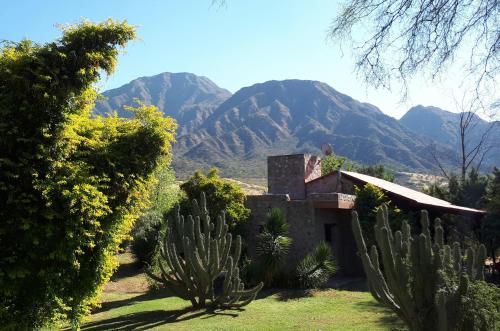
(110, 260, 142, 281)
(327, 276, 369, 292)
(354, 300, 406, 331)
(94, 289, 174, 314)
(255, 288, 314, 301)
(82, 306, 242, 331)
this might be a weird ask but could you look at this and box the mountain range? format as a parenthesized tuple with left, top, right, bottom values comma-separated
(95, 72, 499, 178)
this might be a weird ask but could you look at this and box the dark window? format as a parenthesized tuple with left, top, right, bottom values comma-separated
(324, 223, 336, 243)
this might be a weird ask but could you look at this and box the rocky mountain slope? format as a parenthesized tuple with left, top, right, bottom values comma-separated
(94, 72, 488, 178)
(95, 72, 231, 135)
(175, 79, 452, 177)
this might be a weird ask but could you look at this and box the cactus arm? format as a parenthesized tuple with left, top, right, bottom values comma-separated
(351, 212, 403, 314)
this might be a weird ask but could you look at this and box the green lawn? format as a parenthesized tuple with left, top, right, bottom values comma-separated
(78, 289, 403, 330)
(60, 254, 405, 330)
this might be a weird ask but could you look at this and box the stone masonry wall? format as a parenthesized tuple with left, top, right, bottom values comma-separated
(245, 194, 363, 275)
(306, 172, 341, 195)
(245, 195, 317, 269)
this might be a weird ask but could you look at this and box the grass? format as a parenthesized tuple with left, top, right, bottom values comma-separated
(68, 253, 405, 331)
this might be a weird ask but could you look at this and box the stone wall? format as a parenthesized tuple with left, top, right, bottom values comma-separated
(245, 194, 363, 276)
(245, 194, 316, 268)
(306, 172, 341, 194)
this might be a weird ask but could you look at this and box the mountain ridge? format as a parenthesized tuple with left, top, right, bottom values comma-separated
(95, 72, 232, 135)
(94, 72, 496, 178)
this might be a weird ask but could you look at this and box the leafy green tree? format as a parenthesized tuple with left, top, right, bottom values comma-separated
(426, 169, 488, 209)
(424, 171, 488, 251)
(179, 168, 250, 231)
(321, 155, 356, 175)
(458, 168, 488, 209)
(0, 21, 177, 329)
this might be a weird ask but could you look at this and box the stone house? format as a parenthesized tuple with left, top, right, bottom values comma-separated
(245, 154, 486, 276)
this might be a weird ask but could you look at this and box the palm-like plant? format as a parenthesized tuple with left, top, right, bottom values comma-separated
(296, 241, 337, 288)
(255, 208, 292, 285)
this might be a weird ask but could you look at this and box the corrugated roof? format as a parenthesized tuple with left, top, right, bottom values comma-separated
(341, 171, 486, 215)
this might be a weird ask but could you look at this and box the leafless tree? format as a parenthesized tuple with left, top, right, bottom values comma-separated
(431, 97, 498, 180)
(456, 98, 498, 180)
(329, 0, 499, 100)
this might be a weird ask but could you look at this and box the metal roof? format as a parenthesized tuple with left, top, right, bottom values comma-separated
(340, 171, 486, 216)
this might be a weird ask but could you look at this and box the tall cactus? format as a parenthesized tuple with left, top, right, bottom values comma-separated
(147, 193, 263, 308)
(352, 204, 486, 331)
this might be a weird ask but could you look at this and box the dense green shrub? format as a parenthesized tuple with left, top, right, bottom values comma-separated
(460, 281, 500, 331)
(179, 168, 250, 232)
(0, 21, 176, 329)
(131, 166, 180, 265)
(295, 242, 337, 289)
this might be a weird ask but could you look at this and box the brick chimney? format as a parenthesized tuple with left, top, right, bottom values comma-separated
(267, 154, 321, 199)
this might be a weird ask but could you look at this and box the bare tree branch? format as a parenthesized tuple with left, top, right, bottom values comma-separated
(329, 0, 499, 99)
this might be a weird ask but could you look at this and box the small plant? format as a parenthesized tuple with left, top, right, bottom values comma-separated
(147, 193, 262, 308)
(352, 204, 487, 331)
(296, 242, 337, 289)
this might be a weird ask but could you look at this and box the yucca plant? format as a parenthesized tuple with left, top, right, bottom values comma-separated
(296, 241, 337, 289)
(255, 208, 292, 286)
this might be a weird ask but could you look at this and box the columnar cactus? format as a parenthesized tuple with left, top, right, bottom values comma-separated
(352, 205, 486, 331)
(147, 193, 263, 308)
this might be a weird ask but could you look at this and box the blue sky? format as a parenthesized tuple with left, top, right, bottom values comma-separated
(1, 0, 472, 118)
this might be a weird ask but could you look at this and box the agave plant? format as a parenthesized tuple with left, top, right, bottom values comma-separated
(296, 241, 337, 288)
